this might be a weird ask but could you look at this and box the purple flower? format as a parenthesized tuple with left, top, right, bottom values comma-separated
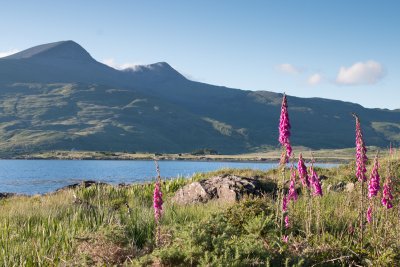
(366, 206, 373, 223)
(354, 115, 368, 182)
(368, 155, 380, 199)
(381, 179, 393, 209)
(279, 94, 292, 162)
(282, 194, 288, 212)
(282, 235, 289, 243)
(153, 181, 163, 222)
(287, 166, 298, 201)
(284, 215, 290, 228)
(297, 153, 310, 187)
(309, 164, 323, 197)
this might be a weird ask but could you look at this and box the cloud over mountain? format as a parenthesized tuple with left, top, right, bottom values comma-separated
(0, 49, 19, 58)
(276, 63, 303, 75)
(307, 73, 323, 86)
(102, 58, 141, 70)
(336, 60, 385, 85)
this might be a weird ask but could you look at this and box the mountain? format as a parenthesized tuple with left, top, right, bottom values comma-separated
(0, 40, 399, 155)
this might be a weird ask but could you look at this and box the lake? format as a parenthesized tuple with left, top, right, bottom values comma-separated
(0, 160, 338, 194)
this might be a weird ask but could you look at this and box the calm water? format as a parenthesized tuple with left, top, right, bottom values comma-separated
(0, 160, 338, 194)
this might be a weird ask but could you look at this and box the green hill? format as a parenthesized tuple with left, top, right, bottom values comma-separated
(0, 41, 399, 155)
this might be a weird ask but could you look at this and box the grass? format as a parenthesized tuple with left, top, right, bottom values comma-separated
(13, 145, 392, 163)
(0, 154, 400, 265)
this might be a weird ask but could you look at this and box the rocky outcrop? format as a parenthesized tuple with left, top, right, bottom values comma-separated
(171, 175, 272, 205)
(327, 181, 355, 192)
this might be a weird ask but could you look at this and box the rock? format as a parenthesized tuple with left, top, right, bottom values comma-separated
(0, 192, 17, 199)
(171, 174, 267, 205)
(345, 182, 355, 192)
(54, 180, 108, 193)
(327, 181, 355, 192)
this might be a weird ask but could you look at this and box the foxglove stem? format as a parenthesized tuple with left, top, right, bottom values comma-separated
(367, 205, 373, 223)
(279, 94, 292, 162)
(353, 114, 367, 247)
(153, 160, 163, 246)
(288, 166, 298, 202)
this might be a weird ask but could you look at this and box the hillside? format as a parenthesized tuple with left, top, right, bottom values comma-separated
(0, 41, 399, 155)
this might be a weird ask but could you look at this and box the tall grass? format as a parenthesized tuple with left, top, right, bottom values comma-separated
(0, 157, 399, 265)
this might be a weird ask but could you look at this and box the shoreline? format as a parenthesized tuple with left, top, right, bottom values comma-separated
(0, 148, 370, 164)
(1, 156, 349, 164)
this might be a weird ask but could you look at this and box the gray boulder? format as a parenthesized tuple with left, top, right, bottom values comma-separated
(171, 174, 267, 205)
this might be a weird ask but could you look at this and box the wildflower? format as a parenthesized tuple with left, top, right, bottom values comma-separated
(309, 164, 323, 197)
(284, 215, 290, 228)
(282, 194, 288, 212)
(153, 181, 163, 222)
(366, 206, 373, 223)
(288, 167, 298, 201)
(354, 114, 368, 182)
(368, 155, 380, 199)
(279, 94, 292, 162)
(381, 179, 393, 209)
(282, 235, 289, 243)
(297, 153, 309, 187)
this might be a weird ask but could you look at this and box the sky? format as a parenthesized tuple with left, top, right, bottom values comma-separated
(0, 1, 399, 109)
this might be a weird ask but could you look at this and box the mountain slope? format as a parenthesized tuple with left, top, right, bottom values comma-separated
(0, 41, 398, 154)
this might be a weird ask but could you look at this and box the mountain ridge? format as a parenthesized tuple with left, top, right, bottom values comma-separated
(0, 41, 398, 155)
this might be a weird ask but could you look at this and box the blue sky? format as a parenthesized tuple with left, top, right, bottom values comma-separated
(0, 1, 399, 109)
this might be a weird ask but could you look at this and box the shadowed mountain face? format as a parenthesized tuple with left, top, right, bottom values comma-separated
(0, 41, 399, 155)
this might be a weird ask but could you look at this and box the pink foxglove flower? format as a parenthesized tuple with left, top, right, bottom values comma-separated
(284, 215, 290, 228)
(278, 94, 292, 162)
(354, 115, 368, 182)
(282, 194, 288, 212)
(297, 153, 310, 187)
(153, 181, 163, 222)
(288, 167, 298, 201)
(309, 164, 323, 197)
(381, 179, 393, 209)
(368, 155, 380, 199)
(366, 206, 373, 223)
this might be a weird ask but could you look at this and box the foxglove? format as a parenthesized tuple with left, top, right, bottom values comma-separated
(368, 155, 380, 199)
(279, 94, 292, 161)
(354, 115, 368, 182)
(298, 153, 309, 187)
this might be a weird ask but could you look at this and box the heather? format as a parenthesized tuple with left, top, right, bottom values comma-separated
(0, 156, 399, 266)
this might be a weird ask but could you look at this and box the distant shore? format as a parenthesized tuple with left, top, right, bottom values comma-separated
(2, 146, 388, 163)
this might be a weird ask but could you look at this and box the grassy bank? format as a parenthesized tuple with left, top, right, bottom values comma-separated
(1, 155, 400, 266)
(10, 146, 391, 163)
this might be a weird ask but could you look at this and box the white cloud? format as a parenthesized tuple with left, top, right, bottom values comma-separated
(276, 63, 303, 75)
(336, 60, 385, 85)
(307, 73, 323, 85)
(102, 58, 141, 70)
(0, 49, 19, 58)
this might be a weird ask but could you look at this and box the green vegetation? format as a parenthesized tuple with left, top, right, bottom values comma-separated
(15, 146, 388, 163)
(1, 154, 400, 266)
(0, 80, 399, 157)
